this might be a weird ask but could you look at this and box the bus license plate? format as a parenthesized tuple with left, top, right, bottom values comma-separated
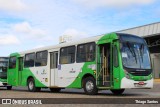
(134, 82, 146, 87)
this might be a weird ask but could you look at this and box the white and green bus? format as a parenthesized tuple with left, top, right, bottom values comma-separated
(7, 33, 153, 95)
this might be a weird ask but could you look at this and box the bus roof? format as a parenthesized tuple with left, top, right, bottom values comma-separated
(10, 32, 133, 56)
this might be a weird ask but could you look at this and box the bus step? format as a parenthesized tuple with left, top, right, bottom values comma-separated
(97, 87, 111, 89)
(103, 81, 110, 86)
(104, 75, 110, 80)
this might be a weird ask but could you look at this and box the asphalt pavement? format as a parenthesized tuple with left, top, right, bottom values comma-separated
(0, 83, 159, 98)
(0, 83, 159, 106)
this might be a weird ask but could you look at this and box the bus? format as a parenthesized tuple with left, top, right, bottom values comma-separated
(7, 33, 153, 95)
(0, 57, 12, 90)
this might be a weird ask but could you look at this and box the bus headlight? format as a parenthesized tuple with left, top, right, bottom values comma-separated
(126, 73, 130, 79)
(124, 70, 130, 79)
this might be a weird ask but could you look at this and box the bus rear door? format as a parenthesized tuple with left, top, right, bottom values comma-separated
(50, 51, 58, 86)
(8, 56, 19, 86)
(18, 57, 23, 85)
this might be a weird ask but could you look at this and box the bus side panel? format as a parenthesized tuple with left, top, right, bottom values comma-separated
(67, 62, 96, 88)
(57, 63, 83, 88)
(8, 70, 18, 86)
(21, 67, 48, 87)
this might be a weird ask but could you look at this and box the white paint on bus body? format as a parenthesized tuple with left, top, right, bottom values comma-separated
(121, 77, 153, 89)
(28, 63, 84, 87)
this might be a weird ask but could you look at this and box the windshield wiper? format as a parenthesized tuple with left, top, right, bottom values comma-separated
(126, 42, 138, 63)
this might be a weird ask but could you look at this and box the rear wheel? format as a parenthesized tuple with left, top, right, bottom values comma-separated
(50, 88, 61, 92)
(83, 76, 98, 95)
(7, 86, 12, 90)
(27, 78, 41, 92)
(110, 89, 125, 95)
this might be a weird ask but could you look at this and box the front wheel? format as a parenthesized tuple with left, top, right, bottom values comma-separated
(7, 86, 12, 90)
(83, 77, 98, 95)
(27, 78, 41, 92)
(110, 89, 125, 95)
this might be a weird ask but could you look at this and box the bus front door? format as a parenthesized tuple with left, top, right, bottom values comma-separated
(50, 52, 58, 86)
(97, 43, 111, 87)
(112, 41, 120, 89)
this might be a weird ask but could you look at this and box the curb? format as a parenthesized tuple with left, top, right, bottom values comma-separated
(154, 79, 160, 83)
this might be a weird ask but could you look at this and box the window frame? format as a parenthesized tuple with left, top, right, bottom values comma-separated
(113, 45, 119, 67)
(24, 52, 35, 68)
(59, 45, 76, 64)
(76, 42, 96, 63)
(9, 56, 17, 69)
(35, 50, 48, 67)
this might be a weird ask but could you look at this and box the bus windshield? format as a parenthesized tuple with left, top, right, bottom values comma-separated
(0, 62, 8, 72)
(0, 57, 8, 73)
(121, 42, 151, 69)
(0, 62, 8, 67)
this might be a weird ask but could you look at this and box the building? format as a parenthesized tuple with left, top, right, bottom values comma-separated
(117, 22, 160, 79)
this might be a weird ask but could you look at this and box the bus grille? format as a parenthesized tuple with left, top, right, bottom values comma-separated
(130, 71, 151, 76)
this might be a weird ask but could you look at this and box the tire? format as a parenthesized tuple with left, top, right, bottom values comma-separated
(27, 78, 41, 92)
(7, 86, 12, 90)
(83, 76, 98, 95)
(110, 89, 125, 95)
(50, 88, 61, 92)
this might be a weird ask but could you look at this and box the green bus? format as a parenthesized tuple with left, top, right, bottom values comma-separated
(0, 57, 12, 90)
(7, 33, 153, 95)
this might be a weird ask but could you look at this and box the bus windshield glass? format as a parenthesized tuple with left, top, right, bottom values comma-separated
(0, 57, 8, 72)
(121, 42, 151, 69)
(0, 62, 8, 67)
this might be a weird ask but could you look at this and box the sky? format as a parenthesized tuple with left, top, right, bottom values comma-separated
(0, 0, 160, 56)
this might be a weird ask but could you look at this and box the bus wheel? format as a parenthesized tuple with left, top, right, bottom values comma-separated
(83, 76, 98, 95)
(7, 86, 12, 90)
(50, 88, 61, 92)
(27, 78, 41, 92)
(110, 89, 125, 95)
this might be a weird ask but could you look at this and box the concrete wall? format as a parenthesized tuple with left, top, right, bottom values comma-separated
(151, 54, 160, 78)
(117, 22, 160, 37)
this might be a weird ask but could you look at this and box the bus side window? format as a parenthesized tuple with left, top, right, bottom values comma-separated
(86, 43, 95, 61)
(24, 53, 35, 68)
(9, 57, 16, 69)
(77, 42, 95, 63)
(60, 46, 75, 64)
(35, 50, 48, 66)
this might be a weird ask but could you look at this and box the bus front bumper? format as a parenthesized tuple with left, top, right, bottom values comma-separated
(121, 77, 153, 89)
(0, 81, 9, 87)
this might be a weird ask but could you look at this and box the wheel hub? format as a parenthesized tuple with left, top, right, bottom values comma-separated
(29, 81, 34, 90)
(86, 81, 94, 92)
